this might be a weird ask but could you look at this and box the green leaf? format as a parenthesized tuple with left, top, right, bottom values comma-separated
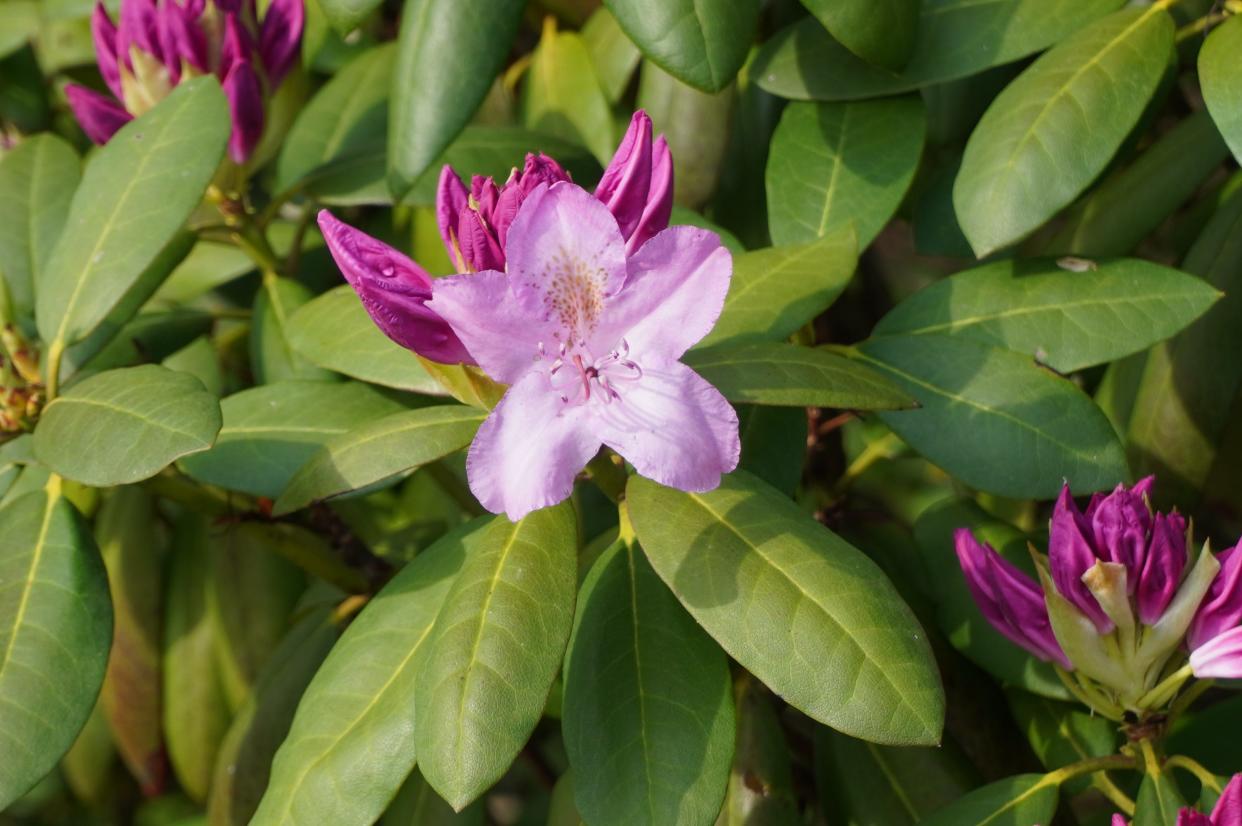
(716, 680, 799, 826)
(36, 76, 229, 348)
(95, 486, 165, 795)
(415, 505, 579, 809)
(0, 485, 112, 809)
(163, 512, 231, 804)
(873, 258, 1221, 373)
(0, 133, 79, 319)
(918, 774, 1058, 826)
(523, 19, 616, 164)
(685, 342, 916, 410)
(382, 768, 485, 825)
(252, 519, 482, 826)
(799, 0, 917, 71)
(0, 1, 39, 59)
(854, 335, 1129, 498)
(276, 45, 394, 193)
(250, 277, 335, 384)
(275, 405, 484, 515)
(627, 471, 944, 745)
(604, 0, 758, 93)
(388, 0, 526, 197)
(563, 539, 734, 826)
(1005, 690, 1116, 793)
(737, 405, 807, 497)
(1201, 15, 1242, 165)
(581, 8, 641, 104)
(752, 0, 1127, 102)
(316, 0, 381, 34)
(62, 698, 115, 808)
(699, 225, 857, 348)
(1135, 766, 1186, 826)
(150, 241, 254, 306)
(766, 98, 926, 248)
(286, 285, 443, 395)
(34, 364, 222, 487)
(179, 380, 403, 499)
(953, 8, 1174, 256)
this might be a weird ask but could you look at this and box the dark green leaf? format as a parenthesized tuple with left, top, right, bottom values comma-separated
(737, 405, 806, 497)
(388, 0, 525, 196)
(953, 8, 1174, 256)
(766, 97, 925, 248)
(918, 774, 1058, 826)
(563, 539, 734, 826)
(35, 365, 222, 486)
(685, 342, 916, 409)
(1201, 15, 1242, 165)
(854, 335, 1128, 498)
(415, 505, 578, 809)
(627, 471, 944, 745)
(1006, 690, 1116, 792)
(873, 258, 1221, 372)
(0, 485, 111, 809)
(604, 0, 758, 93)
(1135, 765, 1186, 826)
(799, 0, 918, 71)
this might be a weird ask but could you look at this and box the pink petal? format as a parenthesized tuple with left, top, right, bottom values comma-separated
(117, 0, 163, 67)
(158, 0, 208, 79)
(1180, 813, 1214, 826)
(456, 208, 504, 272)
(593, 224, 730, 362)
(595, 358, 738, 493)
(1189, 542, 1242, 649)
(595, 110, 653, 241)
(91, 3, 123, 98)
(504, 182, 628, 341)
(219, 11, 253, 75)
(466, 370, 601, 520)
(1090, 481, 1153, 591)
(259, 0, 303, 87)
(66, 84, 132, 144)
(1137, 511, 1187, 625)
(427, 270, 554, 383)
(627, 134, 674, 255)
(1190, 625, 1242, 679)
(1213, 774, 1242, 826)
(318, 211, 472, 364)
(436, 165, 468, 267)
(1111, 816, 1130, 826)
(1049, 485, 1114, 634)
(222, 58, 264, 163)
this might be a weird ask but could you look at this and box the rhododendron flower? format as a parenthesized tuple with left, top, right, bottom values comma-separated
(66, 0, 303, 162)
(427, 182, 739, 520)
(1113, 774, 1242, 825)
(1191, 625, 1242, 679)
(1188, 540, 1242, 650)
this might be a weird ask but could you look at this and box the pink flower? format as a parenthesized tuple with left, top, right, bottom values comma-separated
(1188, 541, 1242, 650)
(1191, 625, 1242, 679)
(426, 181, 739, 520)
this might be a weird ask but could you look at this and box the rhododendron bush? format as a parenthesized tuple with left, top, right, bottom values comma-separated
(2, 0, 1242, 823)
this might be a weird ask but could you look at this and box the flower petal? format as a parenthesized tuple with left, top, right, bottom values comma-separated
(595, 110, 653, 241)
(1137, 511, 1187, 625)
(66, 84, 133, 144)
(594, 224, 730, 361)
(91, 3, 123, 99)
(426, 270, 554, 382)
(435, 165, 468, 267)
(466, 370, 601, 521)
(317, 211, 472, 364)
(627, 134, 673, 255)
(1189, 541, 1242, 650)
(222, 58, 264, 163)
(158, 0, 208, 79)
(1190, 625, 1242, 679)
(1090, 480, 1153, 591)
(1212, 774, 1242, 826)
(505, 181, 628, 341)
(259, 0, 303, 87)
(594, 358, 738, 493)
(1049, 485, 1114, 634)
(117, 0, 163, 67)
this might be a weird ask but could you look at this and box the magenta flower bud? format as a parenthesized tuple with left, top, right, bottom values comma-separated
(436, 166, 469, 268)
(1191, 624, 1242, 679)
(117, 0, 163, 67)
(954, 528, 1072, 669)
(65, 84, 133, 143)
(629, 135, 674, 255)
(456, 208, 505, 274)
(258, 0, 303, 87)
(1212, 775, 1242, 826)
(219, 12, 253, 74)
(1188, 541, 1242, 649)
(1137, 511, 1188, 625)
(493, 154, 570, 249)
(158, 0, 208, 80)
(91, 3, 123, 98)
(317, 211, 474, 365)
(222, 58, 263, 163)
(595, 110, 675, 255)
(1050, 485, 1116, 633)
(1089, 478, 1154, 590)
(1112, 816, 1130, 826)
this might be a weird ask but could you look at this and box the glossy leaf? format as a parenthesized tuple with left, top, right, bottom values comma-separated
(151, 241, 255, 306)
(0, 133, 79, 319)
(752, 0, 1127, 102)
(873, 258, 1221, 372)
(252, 519, 482, 826)
(563, 538, 734, 826)
(627, 471, 944, 745)
(1201, 15, 1242, 165)
(0, 485, 112, 809)
(918, 775, 1058, 826)
(34, 365, 222, 487)
(953, 8, 1174, 256)
(286, 285, 443, 395)
(1135, 766, 1186, 826)
(604, 0, 759, 93)
(251, 277, 335, 385)
(799, 0, 918, 72)
(275, 405, 484, 515)
(581, 8, 641, 104)
(685, 342, 915, 410)
(700, 224, 857, 348)
(388, 0, 526, 196)
(36, 77, 229, 349)
(766, 98, 926, 248)
(523, 20, 616, 164)
(415, 505, 578, 809)
(854, 335, 1129, 498)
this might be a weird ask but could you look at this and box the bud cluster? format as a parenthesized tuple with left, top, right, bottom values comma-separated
(1, 325, 43, 435)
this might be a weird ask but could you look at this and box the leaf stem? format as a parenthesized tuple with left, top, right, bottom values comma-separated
(43, 339, 64, 402)
(1092, 772, 1136, 816)
(1166, 755, 1224, 794)
(1176, 10, 1230, 42)
(1042, 754, 1137, 788)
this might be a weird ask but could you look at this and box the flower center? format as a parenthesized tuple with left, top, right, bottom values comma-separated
(540, 339, 642, 407)
(539, 249, 608, 339)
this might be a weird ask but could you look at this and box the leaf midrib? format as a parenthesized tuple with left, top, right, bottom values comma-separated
(0, 491, 58, 680)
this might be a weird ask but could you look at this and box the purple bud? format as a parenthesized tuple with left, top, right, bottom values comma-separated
(628, 134, 673, 255)
(469, 175, 500, 222)
(158, 0, 208, 81)
(595, 110, 654, 240)
(1136, 511, 1187, 625)
(221, 58, 263, 162)
(436, 165, 469, 267)
(1188, 541, 1242, 649)
(1049, 485, 1115, 634)
(492, 153, 570, 249)
(66, 84, 133, 144)
(1212, 775, 1242, 826)
(117, 0, 164, 68)
(456, 208, 505, 273)
(1190, 624, 1242, 680)
(219, 12, 253, 74)
(91, 3, 123, 99)
(317, 211, 474, 365)
(258, 0, 303, 87)
(1177, 815, 1212, 826)
(1089, 478, 1154, 592)
(1112, 816, 1130, 826)
(954, 528, 1072, 669)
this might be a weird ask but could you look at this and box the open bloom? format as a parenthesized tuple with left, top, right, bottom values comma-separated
(1188, 540, 1242, 650)
(426, 181, 739, 520)
(1113, 774, 1242, 825)
(67, 0, 302, 161)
